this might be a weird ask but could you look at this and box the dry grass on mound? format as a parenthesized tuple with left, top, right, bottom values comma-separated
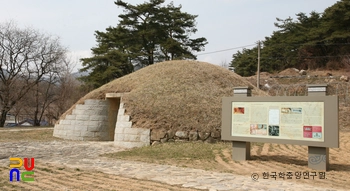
(63, 60, 267, 132)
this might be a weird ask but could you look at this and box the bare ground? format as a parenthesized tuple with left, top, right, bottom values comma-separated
(0, 163, 199, 191)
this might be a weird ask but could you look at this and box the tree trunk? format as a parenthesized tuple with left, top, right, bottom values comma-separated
(0, 110, 8, 127)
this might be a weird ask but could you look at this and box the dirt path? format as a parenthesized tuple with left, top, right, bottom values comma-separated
(0, 140, 199, 191)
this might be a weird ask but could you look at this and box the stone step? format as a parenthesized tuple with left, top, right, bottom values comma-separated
(74, 104, 108, 111)
(117, 109, 125, 116)
(116, 121, 132, 128)
(84, 99, 109, 106)
(72, 108, 108, 116)
(117, 115, 130, 122)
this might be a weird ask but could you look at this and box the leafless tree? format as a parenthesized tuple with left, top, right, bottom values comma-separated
(0, 21, 66, 127)
(47, 58, 85, 124)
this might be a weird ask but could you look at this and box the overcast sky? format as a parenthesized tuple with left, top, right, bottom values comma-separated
(0, 0, 338, 72)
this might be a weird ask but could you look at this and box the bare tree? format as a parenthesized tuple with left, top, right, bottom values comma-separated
(50, 59, 85, 122)
(0, 21, 66, 127)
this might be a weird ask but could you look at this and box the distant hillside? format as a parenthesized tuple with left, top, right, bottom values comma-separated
(72, 71, 90, 78)
(232, 0, 350, 76)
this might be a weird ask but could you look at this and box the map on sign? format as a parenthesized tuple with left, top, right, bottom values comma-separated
(231, 102, 324, 142)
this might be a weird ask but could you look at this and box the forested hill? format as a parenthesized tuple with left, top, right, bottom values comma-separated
(231, 0, 350, 77)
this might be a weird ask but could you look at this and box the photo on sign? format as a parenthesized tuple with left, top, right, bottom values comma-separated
(303, 126, 322, 139)
(250, 124, 267, 135)
(250, 124, 257, 135)
(257, 124, 267, 135)
(268, 125, 279, 136)
(281, 107, 302, 114)
(233, 107, 245, 114)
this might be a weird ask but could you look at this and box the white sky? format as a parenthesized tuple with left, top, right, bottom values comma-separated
(0, 0, 338, 72)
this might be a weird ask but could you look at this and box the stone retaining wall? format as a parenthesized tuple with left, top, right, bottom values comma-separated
(150, 129, 221, 145)
(53, 97, 219, 148)
(53, 99, 110, 141)
(114, 102, 150, 148)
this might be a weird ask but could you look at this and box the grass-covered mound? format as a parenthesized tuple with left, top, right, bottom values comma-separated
(63, 60, 267, 132)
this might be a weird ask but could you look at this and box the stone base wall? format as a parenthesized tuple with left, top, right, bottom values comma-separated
(53, 99, 110, 141)
(150, 129, 221, 145)
(114, 102, 150, 148)
(53, 97, 219, 148)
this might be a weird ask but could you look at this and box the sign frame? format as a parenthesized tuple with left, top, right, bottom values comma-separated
(222, 96, 339, 148)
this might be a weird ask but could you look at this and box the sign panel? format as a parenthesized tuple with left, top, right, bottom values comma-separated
(231, 102, 324, 142)
(221, 96, 339, 148)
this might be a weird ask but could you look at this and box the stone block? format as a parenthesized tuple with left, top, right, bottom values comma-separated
(167, 139, 175, 142)
(60, 120, 72, 125)
(117, 115, 130, 122)
(189, 130, 198, 141)
(167, 129, 176, 139)
(87, 125, 103, 132)
(105, 92, 124, 98)
(93, 132, 101, 138)
(72, 130, 81, 137)
(63, 125, 73, 131)
(160, 138, 168, 143)
(85, 121, 100, 127)
(340, 75, 349, 82)
(80, 131, 95, 137)
(54, 124, 63, 130)
(124, 134, 141, 142)
(198, 132, 210, 140)
(139, 128, 150, 136)
(60, 130, 67, 136)
(205, 137, 217, 144)
(140, 134, 150, 143)
(76, 115, 90, 120)
(73, 120, 84, 126)
(175, 131, 188, 139)
(74, 126, 88, 131)
(117, 109, 125, 115)
(116, 121, 132, 128)
(72, 109, 86, 115)
(152, 141, 160, 146)
(151, 129, 167, 141)
(53, 129, 60, 136)
(114, 134, 124, 141)
(90, 115, 108, 121)
(99, 132, 110, 140)
(123, 128, 137, 134)
(211, 131, 221, 138)
(65, 115, 76, 120)
(84, 99, 108, 106)
(114, 128, 124, 134)
(82, 109, 108, 116)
